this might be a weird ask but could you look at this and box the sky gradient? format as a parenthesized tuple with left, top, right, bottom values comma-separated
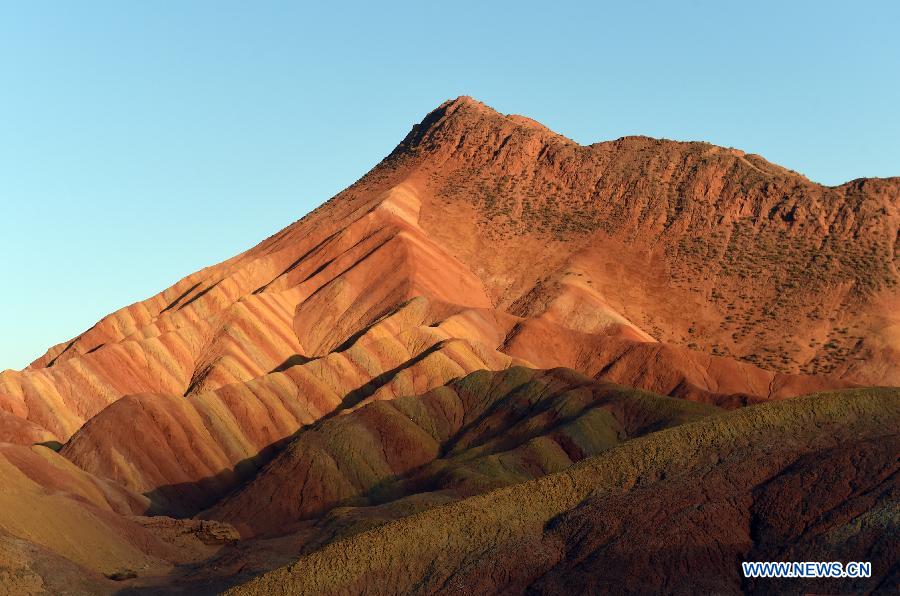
(1, 0, 898, 370)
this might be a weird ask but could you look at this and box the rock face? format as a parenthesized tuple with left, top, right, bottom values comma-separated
(0, 96, 897, 593)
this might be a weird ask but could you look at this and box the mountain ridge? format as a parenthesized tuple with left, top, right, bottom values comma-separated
(21, 96, 900, 371)
(2, 95, 896, 447)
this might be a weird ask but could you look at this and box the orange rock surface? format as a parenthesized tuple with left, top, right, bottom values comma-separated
(3, 97, 896, 448)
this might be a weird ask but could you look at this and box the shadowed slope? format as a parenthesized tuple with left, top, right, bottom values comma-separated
(226, 387, 899, 595)
(203, 367, 721, 536)
(58, 288, 842, 518)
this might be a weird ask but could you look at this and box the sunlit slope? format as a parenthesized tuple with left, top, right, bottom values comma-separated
(0, 185, 503, 443)
(3, 97, 896, 446)
(60, 297, 522, 516)
(0, 443, 161, 579)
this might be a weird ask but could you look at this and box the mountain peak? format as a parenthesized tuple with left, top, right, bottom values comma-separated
(438, 95, 490, 112)
(389, 95, 559, 161)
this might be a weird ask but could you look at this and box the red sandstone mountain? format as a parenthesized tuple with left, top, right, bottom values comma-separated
(0, 97, 897, 593)
(4, 97, 896, 443)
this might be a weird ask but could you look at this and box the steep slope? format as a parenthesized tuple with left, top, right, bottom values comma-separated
(226, 388, 899, 595)
(61, 298, 520, 516)
(0, 184, 498, 442)
(2, 96, 896, 448)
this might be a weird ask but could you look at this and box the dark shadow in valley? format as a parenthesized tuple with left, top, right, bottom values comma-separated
(178, 281, 220, 310)
(334, 340, 449, 412)
(160, 282, 201, 313)
(252, 230, 341, 295)
(270, 353, 314, 373)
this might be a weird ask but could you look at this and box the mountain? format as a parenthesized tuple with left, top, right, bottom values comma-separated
(0, 96, 897, 594)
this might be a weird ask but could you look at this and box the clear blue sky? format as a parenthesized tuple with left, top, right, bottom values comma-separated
(1, 1, 898, 370)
